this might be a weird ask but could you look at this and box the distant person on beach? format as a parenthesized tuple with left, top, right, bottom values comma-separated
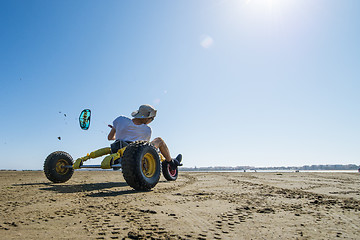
(107, 104, 182, 169)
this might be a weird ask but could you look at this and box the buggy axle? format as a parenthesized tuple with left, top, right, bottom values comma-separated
(62, 164, 122, 169)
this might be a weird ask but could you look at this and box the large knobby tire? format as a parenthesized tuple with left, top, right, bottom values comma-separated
(162, 161, 178, 181)
(44, 151, 74, 183)
(122, 141, 161, 191)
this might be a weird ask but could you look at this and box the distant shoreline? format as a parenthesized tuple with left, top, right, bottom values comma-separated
(181, 164, 360, 172)
(1, 163, 359, 172)
(180, 169, 358, 173)
(1, 169, 359, 173)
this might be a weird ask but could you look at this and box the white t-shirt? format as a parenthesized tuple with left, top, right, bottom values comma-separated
(112, 116, 151, 142)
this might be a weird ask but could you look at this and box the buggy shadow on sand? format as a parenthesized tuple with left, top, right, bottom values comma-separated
(44, 140, 178, 191)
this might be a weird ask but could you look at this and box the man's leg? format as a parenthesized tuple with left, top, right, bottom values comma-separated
(151, 137, 182, 170)
(151, 137, 171, 162)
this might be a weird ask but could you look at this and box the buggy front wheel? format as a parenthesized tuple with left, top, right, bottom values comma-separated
(44, 151, 74, 183)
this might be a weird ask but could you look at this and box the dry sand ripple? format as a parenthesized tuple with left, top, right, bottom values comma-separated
(0, 171, 359, 239)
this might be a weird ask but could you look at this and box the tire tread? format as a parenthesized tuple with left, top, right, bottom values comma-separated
(122, 141, 160, 191)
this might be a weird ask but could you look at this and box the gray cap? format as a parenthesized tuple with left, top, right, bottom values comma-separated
(131, 104, 157, 119)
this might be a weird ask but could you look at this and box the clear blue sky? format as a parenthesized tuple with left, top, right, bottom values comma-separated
(0, 0, 359, 170)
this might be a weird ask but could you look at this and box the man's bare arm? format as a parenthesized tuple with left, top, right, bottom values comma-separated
(107, 125, 116, 141)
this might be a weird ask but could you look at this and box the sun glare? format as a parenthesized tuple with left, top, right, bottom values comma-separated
(246, 0, 281, 6)
(235, 0, 298, 28)
(244, 0, 294, 13)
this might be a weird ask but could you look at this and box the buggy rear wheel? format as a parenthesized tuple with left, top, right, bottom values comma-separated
(44, 151, 74, 183)
(162, 161, 178, 181)
(122, 141, 161, 191)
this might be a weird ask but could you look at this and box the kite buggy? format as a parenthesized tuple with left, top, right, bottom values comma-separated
(43, 140, 179, 191)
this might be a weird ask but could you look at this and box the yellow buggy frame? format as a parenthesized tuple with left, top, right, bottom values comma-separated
(44, 141, 178, 191)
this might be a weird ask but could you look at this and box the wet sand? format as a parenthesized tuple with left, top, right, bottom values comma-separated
(0, 170, 359, 239)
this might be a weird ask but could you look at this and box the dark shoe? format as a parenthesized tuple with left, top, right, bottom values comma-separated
(169, 154, 182, 170)
(175, 154, 182, 164)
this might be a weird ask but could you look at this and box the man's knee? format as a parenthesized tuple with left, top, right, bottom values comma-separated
(153, 137, 163, 143)
(151, 137, 164, 148)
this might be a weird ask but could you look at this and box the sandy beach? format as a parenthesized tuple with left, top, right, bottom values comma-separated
(0, 170, 359, 239)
